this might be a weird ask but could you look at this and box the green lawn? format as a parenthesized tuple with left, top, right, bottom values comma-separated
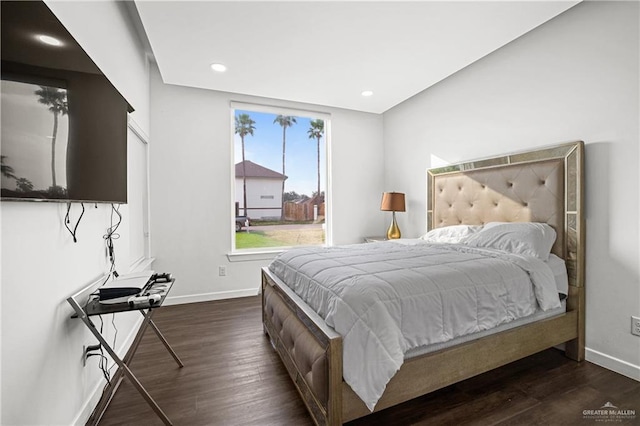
(235, 231, 288, 249)
(236, 227, 325, 249)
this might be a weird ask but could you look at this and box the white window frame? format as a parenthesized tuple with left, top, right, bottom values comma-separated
(229, 101, 332, 255)
(127, 116, 151, 270)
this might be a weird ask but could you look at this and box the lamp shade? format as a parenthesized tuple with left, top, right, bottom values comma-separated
(380, 192, 406, 212)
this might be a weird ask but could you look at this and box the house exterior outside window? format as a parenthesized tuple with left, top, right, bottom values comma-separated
(235, 160, 286, 220)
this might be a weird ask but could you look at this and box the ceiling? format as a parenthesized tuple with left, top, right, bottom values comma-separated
(134, 1, 579, 114)
(1, 1, 101, 75)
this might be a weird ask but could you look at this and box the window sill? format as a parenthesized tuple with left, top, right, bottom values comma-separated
(226, 250, 283, 262)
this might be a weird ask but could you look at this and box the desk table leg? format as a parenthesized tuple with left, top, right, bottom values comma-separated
(110, 354, 173, 426)
(67, 297, 174, 426)
(140, 310, 184, 367)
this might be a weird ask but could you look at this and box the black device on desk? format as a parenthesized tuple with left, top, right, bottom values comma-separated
(98, 272, 153, 304)
(98, 286, 140, 301)
(87, 272, 175, 315)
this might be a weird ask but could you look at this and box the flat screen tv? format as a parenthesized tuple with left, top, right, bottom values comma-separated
(1, 0, 131, 204)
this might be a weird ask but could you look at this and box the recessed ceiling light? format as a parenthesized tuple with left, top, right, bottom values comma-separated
(37, 35, 63, 46)
(361, 90, 374, 97)
(210, 63, 227, 73)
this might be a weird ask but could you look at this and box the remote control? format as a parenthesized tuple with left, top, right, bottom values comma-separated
(148, 293, 162, 304)
(128, 293, 161, 307)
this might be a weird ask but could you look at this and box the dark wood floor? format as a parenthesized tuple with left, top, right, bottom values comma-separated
(98, 296, 639, 426)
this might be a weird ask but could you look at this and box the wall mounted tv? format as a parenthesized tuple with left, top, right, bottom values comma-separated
(1, 1, 132, 204)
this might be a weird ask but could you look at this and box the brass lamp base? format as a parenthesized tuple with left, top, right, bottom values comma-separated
(387, 212, 401, 239)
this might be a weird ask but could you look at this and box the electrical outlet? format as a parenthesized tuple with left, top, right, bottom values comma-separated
(632, 316, 640, 337)
(82, 344, 101, 366)
(218, 266, 226, 277)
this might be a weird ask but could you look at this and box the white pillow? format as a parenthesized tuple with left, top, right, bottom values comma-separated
(547, 253, 569, 296)
(464, 222, 557, 260)
(421, 224, 483, 244)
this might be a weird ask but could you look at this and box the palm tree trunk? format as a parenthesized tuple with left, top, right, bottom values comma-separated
(241, 136, 248, 216)
(316, 137, 320, 205)
(51, 111, 58, 188)
(281, 127, 286, 221)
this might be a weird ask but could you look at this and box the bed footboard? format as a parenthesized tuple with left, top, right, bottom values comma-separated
(262, 267, 343, 425)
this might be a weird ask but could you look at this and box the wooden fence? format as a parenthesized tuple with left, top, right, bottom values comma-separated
(284, 202, 325, 222)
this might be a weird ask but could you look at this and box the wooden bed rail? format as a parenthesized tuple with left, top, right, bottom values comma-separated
(341, 310, 579, 422)
(262, 267, 343, 425)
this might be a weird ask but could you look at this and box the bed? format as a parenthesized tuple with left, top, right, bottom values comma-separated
(261, 141, 585, 425)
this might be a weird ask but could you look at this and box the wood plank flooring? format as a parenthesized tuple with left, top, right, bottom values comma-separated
(98, 296, 639, 425)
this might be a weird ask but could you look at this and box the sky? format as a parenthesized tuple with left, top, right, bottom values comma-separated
(234, 109, 326, 197)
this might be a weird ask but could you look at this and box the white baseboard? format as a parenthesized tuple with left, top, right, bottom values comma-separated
(163, 288, 259, 306)
(586, 347, 640, 381)
(72, 314, 145, 426)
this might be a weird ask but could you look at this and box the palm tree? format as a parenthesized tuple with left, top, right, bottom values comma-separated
(273, 115, 296, 221)
(1, 155, 17, 180)
(35, 86, 68, 188)
(234, 113, 256, 216)
(307, 119, 324, 205)
(16, 178, 34, 193)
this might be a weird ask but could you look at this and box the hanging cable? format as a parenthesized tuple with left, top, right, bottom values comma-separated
(98, 316, 111, 385)
(64, 202, 85, 243)
(102, 204, 122, 284)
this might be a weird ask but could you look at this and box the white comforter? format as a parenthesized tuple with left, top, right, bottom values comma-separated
(268, 240, 560, 411)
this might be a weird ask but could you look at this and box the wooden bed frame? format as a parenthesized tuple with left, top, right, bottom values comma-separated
(262, 141, 585, 425)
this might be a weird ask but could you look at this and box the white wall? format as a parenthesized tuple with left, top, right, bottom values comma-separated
(383, 1, 640, 379)
(149, 67, 384, 304)
(1, 2, 151, 425)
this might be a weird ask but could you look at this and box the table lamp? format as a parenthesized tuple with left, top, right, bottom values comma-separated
(380, 192, 406, 239)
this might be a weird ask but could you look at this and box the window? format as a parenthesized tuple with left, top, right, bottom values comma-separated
(232, 103, 329, 251)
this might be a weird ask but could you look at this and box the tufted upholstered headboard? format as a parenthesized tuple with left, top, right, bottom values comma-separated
(430, 158, 565, 256)
(427, 141, 584, 288)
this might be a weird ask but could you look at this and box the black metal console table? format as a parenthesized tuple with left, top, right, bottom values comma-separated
(67, 278, 183, 426)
